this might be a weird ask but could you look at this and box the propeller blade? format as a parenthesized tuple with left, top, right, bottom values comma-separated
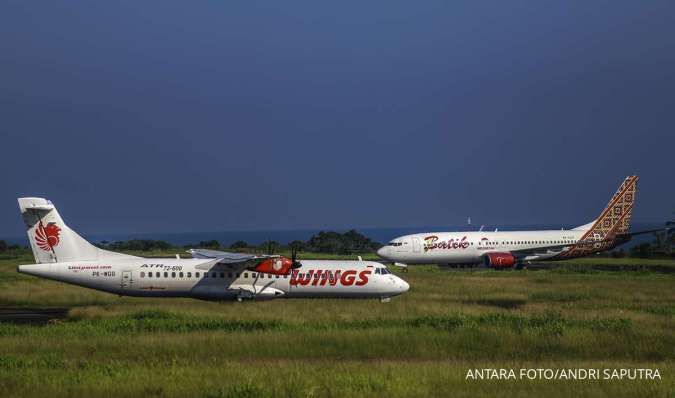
(290, 245, 302, 269)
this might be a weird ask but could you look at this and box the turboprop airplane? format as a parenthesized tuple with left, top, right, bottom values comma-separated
(17, 197, 408, 301)
(378, 176, 664, 269)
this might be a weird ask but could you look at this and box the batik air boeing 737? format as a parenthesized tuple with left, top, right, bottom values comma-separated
(17, 198, 408, 301)
(378, 176, 659, 268)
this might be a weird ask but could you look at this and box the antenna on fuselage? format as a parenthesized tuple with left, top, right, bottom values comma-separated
(467, 216, 471, 226)
(479, 225, 484, 232)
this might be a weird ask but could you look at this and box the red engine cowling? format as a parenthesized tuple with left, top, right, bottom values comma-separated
(484, 252, 516, 268)
(251, 257, 294, 275)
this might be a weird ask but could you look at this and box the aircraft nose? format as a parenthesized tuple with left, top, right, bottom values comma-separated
(391, 276, 409, 295)
(377, 246, 389, 259)
(399, 279, 409, 293)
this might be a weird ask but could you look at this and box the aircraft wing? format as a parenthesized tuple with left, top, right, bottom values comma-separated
(187, 249, 280, 271)
(188, 248, 261, 263)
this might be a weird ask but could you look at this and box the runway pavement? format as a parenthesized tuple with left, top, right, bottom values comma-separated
(0, 307, 69, 324)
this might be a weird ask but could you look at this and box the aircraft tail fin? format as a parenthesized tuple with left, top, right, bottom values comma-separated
(573, 176, 638, 237)
(18, 197, 138, 264)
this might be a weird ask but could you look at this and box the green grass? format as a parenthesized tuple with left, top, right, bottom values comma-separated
(0, 252, 673, 397)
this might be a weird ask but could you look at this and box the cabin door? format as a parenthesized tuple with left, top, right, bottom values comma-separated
(412, 237, 421, 253)
(121, 271, 133, 290)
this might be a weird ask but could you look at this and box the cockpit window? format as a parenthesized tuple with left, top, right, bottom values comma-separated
(375, 268, 391, 275)
(386, 242, 403, 246)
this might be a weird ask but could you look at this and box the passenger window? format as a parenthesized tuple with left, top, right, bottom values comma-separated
(228, 272, 233, 278)
(164, 272, 168, 278)
(276, 275, 279, 279)
(236, 273, 240, 277)
(212, 272, 217, 278)
(171, 272, 176, 278)
(218, 272, 223, 278)
(244, 273, 248, 278)
(269, 274, 273, 279)
(179, 272, 184, 278)
(187, 272, 192, 278)
(156, 272, 160, 278)
(196, 272, 200, 278)
(140, 272, 145, 278)
(148, 272, 152, 278)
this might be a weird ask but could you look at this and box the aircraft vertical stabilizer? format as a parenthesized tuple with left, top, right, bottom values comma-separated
(18, 197, 137, 264)
(563, 176, 638, 257)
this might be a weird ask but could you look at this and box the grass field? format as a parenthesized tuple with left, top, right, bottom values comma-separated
(0, 251, 673, 397)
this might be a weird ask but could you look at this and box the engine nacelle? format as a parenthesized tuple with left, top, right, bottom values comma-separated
(484, 252, 516, 268)
(236, 287, 285, 301)
(251, 256, 294, 275)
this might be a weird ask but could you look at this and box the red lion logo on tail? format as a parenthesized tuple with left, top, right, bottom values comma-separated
(35, 222, 61, 251)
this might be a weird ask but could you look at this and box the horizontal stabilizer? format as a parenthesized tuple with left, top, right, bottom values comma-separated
(572, 220, 596, 231)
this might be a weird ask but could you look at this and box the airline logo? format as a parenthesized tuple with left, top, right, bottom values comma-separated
(35, 222, 61, 251)
(290, 269, 371, 287)
(424, 235, 469, 252)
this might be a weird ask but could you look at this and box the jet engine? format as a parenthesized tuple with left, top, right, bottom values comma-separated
(483, 252, 516, 268)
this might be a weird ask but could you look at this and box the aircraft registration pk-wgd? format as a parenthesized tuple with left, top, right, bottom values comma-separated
(16, 198, 408, 302)
(378, 176, 658, 268)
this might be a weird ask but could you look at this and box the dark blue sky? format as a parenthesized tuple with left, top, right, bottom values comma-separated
(1, 1, 674, 237)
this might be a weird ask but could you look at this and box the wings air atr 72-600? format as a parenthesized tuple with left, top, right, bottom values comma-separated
(378, 176, 665, 269)
(16, 198, 408, 302)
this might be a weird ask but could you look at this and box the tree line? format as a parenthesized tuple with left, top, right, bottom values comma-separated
(1, 225, 672, 257)
(90, 229, 382, 255)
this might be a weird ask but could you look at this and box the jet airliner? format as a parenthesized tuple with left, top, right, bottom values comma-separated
(17, 197, 408, 301)
(378, 176, 659, 268)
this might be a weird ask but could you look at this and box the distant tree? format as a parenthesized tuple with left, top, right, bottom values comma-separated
(197, 240, 220, 249)
(611, 248, 625, 258)
(229, 240, 249, 249)
(288, 240, 305, 252)
(306, 231, 343, 253)
(305, 230, 381, 254)
(260, 240, 280, 254)
(0, 240, 7, 252)
(108, 239, 172, 251)
(630, 243, 652, 258)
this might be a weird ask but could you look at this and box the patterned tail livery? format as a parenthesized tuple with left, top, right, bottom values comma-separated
(18, 197, 137, 264)
(559, 175, 638, 259)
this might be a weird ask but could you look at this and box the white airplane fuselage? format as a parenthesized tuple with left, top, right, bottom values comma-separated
(377, 176, 639, 268)
(18, 258, 408, 301)
(377, 229, 589, 266)
(16, 196, 408, 302)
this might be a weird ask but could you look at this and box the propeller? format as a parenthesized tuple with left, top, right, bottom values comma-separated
(289, 244, 302, 269)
